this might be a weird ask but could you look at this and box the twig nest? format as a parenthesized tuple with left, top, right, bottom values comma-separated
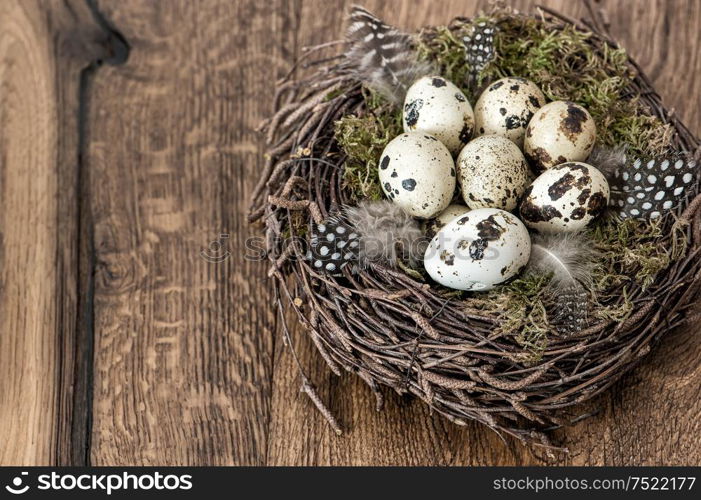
(423, 203, 471, 238)
(524, 101, 597, 172)
(520, 162, 610, 233)
(456, 135, 531, 211)
(402, 76, 475, 154)
(378, 132, 456, 218)
(423, 208, 531, 291)
(474, 77, 546, 148)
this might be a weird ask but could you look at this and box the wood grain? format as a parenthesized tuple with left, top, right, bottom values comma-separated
(0, 0, 109, 465)
(87, 0, 296, 465)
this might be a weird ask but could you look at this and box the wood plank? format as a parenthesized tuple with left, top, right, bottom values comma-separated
(265, 0, 701, 465)
(0, 0, 110, 465)
(87, 0, 297, 465)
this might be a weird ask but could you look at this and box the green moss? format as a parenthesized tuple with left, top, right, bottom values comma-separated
(334, 90, 401, 202)
(418, 12, 673, 158)
(466, 274, 550, 362)
(589, 217, 674, 290)
(417, 25, 477, 99)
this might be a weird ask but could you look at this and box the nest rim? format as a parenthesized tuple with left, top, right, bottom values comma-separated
(249, 4, 701, 453)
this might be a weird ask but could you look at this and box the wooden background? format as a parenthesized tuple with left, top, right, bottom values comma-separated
(0, 0, 699, 466)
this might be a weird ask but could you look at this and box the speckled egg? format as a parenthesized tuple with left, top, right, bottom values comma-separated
(378, 132, 456, 219)
(423, 208, 531, 291)
(403, 76, 475, 155)
(524, 101, 597, 172)
(519, 162, 609, 233)
(474, 77, 546, 148)
(456, 135, 531, 211)
(423, 203, 471, 239)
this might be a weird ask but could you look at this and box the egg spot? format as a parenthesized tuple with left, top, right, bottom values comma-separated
(547, 173, 576, 201)
(402, 178, 417, 191)
(469, 239, 488, 260)
(431, 77, 446, 87)
(559, 102, 588, 140)
(403, 99, 423, 127)
(587, 192, 607, 216)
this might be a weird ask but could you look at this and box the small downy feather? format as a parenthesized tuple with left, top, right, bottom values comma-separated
(527, 233, 598, 336)
(345, 6, 434, 105)
(344, 200, 426, 268)
(588, 146, 699, 220)
(461, 20, 497, 89)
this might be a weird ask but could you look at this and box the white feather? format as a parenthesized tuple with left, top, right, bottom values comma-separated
(528, 233, 598, 335)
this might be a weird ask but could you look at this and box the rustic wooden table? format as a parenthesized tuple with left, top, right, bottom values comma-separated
(0, 0, 699, 466)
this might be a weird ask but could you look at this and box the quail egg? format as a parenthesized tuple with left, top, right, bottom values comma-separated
(403, 76, 475, 154)
(456, 135, 531, 211)
(378, 132, 456, 219)
(524, 101, 597, 172)
(474, 77, 546, 148)
(519, 162, 609, 233)
(423, 207, 531, 291)
(423, 203, 471, 238)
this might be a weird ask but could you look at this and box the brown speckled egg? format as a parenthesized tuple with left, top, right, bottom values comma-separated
(423, 203, 471, 238)
(403, 76, 475, 155)
(474, 77, 545, 148)
(456, 135, 531, 211)
(378, 132, 456, 219)
(524, 101, 597, 172)
(519, 162, 609, 233)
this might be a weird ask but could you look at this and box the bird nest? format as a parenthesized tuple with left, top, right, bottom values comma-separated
(248, 5, 701, 453)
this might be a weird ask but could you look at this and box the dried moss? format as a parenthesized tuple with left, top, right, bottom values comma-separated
(418, 12, 674, 158)
(589, 217, 673, 290)
(334, 90, 402, 203)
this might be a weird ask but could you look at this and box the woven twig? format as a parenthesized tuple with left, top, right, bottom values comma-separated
(249, 4, 701, 452)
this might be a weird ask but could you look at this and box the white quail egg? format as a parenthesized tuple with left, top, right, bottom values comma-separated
(519, 162, 609, 233)
(378, 132, 456, 219)
(474, 77, 546, 148)
(423, 203, 471, 238)
(456, 135, 531, 211)
(403, 76, 475, 155)
(524, 101, 597, 172)
(423, 208, 531, 291)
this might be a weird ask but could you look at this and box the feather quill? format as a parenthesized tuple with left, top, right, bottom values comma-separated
(588, 146, 699, 220)
(345, 6, 434, 105)
(527, 233, 598, 336)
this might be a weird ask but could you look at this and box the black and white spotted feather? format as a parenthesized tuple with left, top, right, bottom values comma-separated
(307, 217, 360, 276)
(461, 20, 497, 88)
(306, 201, 425, 274)
(345, 6, 434, 105)
(528, 233, 597, 336)
(588, 146, 699, 220)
